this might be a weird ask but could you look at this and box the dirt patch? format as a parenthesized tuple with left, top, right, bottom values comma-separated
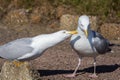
(30, 39, 120, 80)
(0, 39, 119, 80)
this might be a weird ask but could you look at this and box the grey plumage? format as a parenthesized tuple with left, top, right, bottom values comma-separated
(92, 31, 111, 54)
(0, 38, 33, 60)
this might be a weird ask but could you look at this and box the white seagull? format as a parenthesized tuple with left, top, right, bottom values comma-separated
(64, 15, 113, 78)
(0, 30, 77, 61)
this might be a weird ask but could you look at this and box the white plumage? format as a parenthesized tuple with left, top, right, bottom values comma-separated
(0, 30, 77, 61)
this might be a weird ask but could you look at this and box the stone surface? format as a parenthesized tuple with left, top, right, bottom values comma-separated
(89, 16, 99, 31)
(0, 61, 33, 80)
(100, 23, 120, 40)
(60, 14, 98, 31)
(60, 14, 79, 31)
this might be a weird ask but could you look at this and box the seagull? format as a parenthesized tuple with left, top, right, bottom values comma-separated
(0, 30, 77, 61)
(64, 15, 114, 78)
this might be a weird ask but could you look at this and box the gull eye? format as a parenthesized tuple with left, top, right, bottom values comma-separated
(63, 31, 66, 33)
(80, 24, 84, 27)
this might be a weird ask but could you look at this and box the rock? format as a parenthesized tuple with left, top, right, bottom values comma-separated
(0, 61, 33, 80)
(60, 14, 79, 30)
(100, 23, 120, 40)
(60, 14, 99, 31)
(89, 16, 99, 31)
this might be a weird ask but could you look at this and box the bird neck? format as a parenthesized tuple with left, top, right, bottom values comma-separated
(46, 33, 63, 47)
(77, 27, 92, 37)
(33, 32, 65, 49)
(47, 32, 66, 47)
(77, 27, 86, 36)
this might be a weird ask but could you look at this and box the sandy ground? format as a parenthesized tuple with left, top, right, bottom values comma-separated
(29, 39, 120, 80)
(0, 39, 120, 80)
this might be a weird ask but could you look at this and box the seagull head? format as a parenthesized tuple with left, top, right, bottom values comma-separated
(78, 15, 90, 37)
(57, 30, 78, 39)
(59, 30, 78, 35)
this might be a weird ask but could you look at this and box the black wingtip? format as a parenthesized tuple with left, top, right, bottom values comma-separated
(106, 48, 112, 52)
(109, 43, 120, 47)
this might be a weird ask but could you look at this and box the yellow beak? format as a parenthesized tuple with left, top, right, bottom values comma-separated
(84, 30, 88, 37)
(67, 30, 78, 34)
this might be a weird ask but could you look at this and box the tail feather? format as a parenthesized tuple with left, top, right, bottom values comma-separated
(107, 42, 120, 53)
(0, 56, 4, 59)
(105, 40, 120, 52)
(106, 39, 120, 47)
(109, 43, 120, 47)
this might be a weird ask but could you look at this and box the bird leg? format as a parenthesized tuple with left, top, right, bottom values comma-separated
(89, 57, 98, 78)
(64, 58, 81, 78)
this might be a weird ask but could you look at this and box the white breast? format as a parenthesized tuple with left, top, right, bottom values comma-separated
(70, 34, 98, 57)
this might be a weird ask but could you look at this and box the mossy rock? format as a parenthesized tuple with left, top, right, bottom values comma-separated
(100, 23, 120, 40)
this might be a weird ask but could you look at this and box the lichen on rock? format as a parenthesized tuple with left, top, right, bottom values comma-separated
(0, 61, 33, 80)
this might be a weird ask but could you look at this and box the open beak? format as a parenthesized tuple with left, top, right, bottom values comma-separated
(67, 30, 78, 34)
(84, 30, 88, 37)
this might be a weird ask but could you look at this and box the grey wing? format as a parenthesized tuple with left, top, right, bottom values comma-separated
(70, 34, 81, 47)
(92, 31, 110, 54)
(0, 38, 34, 60)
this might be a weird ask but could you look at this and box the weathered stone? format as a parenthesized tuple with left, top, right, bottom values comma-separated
(100, 23, 120, 40)
(89, 16, 99, 31)
(60, 14, 79, 30)
(60, 14, 98, 31)
(0, 61, 33, 80)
